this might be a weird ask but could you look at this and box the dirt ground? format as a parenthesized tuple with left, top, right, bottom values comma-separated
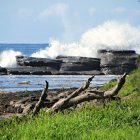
(0, 88, 76, 117)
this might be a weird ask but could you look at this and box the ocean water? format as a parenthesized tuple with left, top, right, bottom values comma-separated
(0, 75, 117, 92)
(0, 44, 117, 92)
(0, 43, 48, 56)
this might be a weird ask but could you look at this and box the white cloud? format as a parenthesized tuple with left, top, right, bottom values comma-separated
(17, 8, 33, 20)
(39, 3, 68, 20)
(88, 8, 96, 16)
(112, 7, 126, 14)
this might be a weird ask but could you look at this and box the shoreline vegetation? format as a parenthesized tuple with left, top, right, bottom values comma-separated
(0, 62, 140, 139)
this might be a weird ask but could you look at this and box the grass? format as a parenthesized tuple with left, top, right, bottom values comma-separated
(136, 55, 140, 67)
(0, 68, 140, 140)
(101, 67, 140, 97)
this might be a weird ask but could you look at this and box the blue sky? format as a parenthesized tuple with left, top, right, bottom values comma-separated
(0, 0, 140, 43)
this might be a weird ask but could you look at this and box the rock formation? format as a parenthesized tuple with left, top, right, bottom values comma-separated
(16, 56, 62, 70)
(97, 50, 138, 74)
(56, 56, 100, 71)
(0, 66, 7, 75)
(11, 55, 101, 75)
(0, 50, 138, 75)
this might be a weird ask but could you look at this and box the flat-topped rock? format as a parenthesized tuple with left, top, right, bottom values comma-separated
(56, 55, 100, 63)
(97, 49, 138, 74)
(98, 49, 136, 54)
(56, 56, 101, 71)
(16, 56, 62, 70)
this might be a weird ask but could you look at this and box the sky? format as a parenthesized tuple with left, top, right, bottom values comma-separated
(0, 0, 140, 43)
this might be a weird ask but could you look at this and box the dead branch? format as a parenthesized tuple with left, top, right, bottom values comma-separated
(66, 73, 126, 109)
(47, 75, 95, 113)
(47, 73, 126, 111)
(103, 72, 126, 97)
(27, 73, 126, 115)
(32, 81, 48, 115)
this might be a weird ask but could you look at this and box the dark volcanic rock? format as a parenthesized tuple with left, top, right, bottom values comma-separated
(0, 67, 7, 75)
(97, 49, 138, 74)
(56, 56, 101, 72)
(16, 56, 62, 70)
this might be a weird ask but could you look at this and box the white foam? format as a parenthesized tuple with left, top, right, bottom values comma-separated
(1, 21, 140, 68)
(32, 21, 140, 58)
(0, 50, 22, 67)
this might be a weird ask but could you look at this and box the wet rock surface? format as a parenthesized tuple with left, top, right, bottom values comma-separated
(97, 49, 138, 74)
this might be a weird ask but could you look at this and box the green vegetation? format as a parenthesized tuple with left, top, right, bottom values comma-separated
(102, 67, 140, 97)
(136, 55, 140, 67)
(1, 68, 140, 140)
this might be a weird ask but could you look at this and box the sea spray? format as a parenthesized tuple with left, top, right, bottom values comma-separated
(32, 21, 140, 58)
(0, 21, 140, 68)
(0, 50, 22, 67)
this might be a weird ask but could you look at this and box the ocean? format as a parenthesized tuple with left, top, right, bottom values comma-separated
(0, 44, 117, 92)
(0, 43, 48, 56)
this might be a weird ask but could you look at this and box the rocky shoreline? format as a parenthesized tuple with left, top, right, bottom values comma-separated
(0, 49, 138, 75)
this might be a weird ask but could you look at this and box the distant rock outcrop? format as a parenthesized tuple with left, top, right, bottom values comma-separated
(13, 55, 101, 75)
(56, 56, 100, 72)
(97, 50, 138, 74)
(0, 50, 138, 75)
(0, 66, 7, 75)
(16, 56, 62, 70)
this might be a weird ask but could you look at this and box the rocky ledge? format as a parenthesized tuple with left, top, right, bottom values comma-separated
(0, 50, 138, 75)
(5, 55, 101, 75)
(97, 49, 138, 74)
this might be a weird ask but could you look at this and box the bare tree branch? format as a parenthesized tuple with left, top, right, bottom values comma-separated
(32, 81, 48, 116)
(47, 76, 95, 113)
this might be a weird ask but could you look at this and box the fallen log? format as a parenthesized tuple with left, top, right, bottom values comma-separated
(30, 73, 126, 115)
(46, 73, 126, 113)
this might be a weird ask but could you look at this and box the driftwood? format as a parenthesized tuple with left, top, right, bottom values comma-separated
(63, 73, 126, 109)
(47, 76, 95, 113)
(31, 73, 126, 115)
(32, 81, 48, 115)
